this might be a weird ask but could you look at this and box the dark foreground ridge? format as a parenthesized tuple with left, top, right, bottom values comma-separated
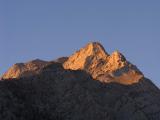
(0, 63, 160, 120)
(0, 42, 160, 120)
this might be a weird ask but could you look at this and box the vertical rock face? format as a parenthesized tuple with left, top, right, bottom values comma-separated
(63, 42, 143, 85)
(63, 42, 109, 70)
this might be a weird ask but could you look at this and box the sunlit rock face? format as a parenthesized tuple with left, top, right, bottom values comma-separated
(63, 42, 143, 85)
(1, 42, 143, 85)
(64, 42, 109, 70)
(1, 57, 69, 80)
(1, 59, 49, 79)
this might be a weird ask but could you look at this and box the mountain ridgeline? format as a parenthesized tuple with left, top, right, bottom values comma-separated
(0, 42, 160, 120)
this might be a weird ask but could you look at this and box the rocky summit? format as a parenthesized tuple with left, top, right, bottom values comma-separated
(1, 59, 49, 79)
(63, 42, 143, 85)
(0, 42, 160, 120)
(2, 42, 143, 85)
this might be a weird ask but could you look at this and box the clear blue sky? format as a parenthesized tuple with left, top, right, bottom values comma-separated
(0, 0, 160, 87)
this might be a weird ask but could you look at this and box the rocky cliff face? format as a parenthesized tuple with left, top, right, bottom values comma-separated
(63, 42, 143, 85)
(0, 42, 160, 120)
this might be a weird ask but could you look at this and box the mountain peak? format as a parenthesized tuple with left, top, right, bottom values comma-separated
(63, 42, 109, 71)
(86, 42, 107, 53)
(1, 42, 143, 85)
(83, 42, 109, 57)
(63, 42, 143, 85)
(106, 51, 127, 71)
(86, 41, 103, 47)
(111, 50, 126, 61)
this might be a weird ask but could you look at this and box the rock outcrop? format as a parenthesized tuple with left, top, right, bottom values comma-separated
(1, 59, 49, 79)
(1, 57, 68, 80)
(1, 42, 144, 85)
(63, 42, 143, 85)
(2, 42, 144, 85)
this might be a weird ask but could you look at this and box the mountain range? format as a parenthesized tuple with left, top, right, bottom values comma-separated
(0, 42, 160, 120)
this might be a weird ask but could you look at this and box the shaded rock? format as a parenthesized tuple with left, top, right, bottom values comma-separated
(0, 62, 159, 120)
(55, 57, 68, 63)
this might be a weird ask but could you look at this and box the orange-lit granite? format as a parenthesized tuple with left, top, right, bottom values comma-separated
(1, 42, 143, 85)
(63, 42, 143, 85)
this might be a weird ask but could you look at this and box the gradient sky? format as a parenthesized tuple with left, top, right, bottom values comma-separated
(0, 0, 160, 87)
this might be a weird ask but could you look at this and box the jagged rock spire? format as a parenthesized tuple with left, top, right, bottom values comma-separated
(63, 42, 109, 70)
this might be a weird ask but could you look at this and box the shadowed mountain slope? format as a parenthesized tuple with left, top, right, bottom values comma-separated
(0, 62, 160, 120)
